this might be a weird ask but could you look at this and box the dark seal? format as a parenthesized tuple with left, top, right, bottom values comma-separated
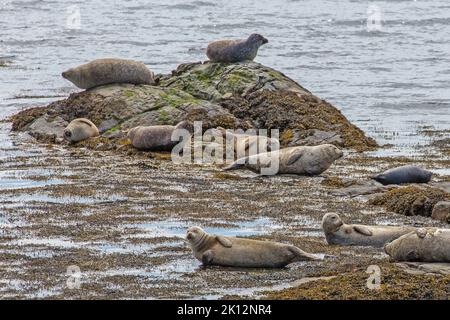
(206, 33, 268, 63)
(372, 165, 432, 185)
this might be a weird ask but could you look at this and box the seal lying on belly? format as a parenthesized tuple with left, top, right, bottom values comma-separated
(322, 213, 416, 247)
(63, 118, 99, 143)
(186, 226, 320, 268)
(372, 165, 432, 185)
(62, 58, 155, 89)
(385, 228, 450, 262)
(206, 33, 268, 63)
(127, 121, 190, 151)
(224, 144, 343, 175)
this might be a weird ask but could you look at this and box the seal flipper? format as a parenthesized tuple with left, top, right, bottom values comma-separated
(288, 246, 321, 261)
(215, 235, 232, 248)
(286, 149, 304, 166)
(223, 157, 248, 171)
(202, 250, 215, 265)
(78, 119, 95, 127)
(353, 225, 373, 237)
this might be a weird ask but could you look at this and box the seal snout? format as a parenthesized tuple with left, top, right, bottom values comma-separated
(63, 129, 72, 139)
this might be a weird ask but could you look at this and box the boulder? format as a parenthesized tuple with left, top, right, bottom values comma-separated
(11, 61, 378, 151)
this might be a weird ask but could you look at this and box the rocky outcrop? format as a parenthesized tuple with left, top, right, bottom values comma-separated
(369, 185, 450, 217)
(11, 61, 378, 151)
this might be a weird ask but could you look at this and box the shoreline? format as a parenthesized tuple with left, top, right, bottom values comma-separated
(0, 121, 448, 299)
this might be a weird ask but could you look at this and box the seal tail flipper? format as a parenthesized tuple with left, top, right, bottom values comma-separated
(223, 157, 248, 171)
(289, 246, 322, 261)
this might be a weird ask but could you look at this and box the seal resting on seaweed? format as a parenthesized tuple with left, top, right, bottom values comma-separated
(322, 213, 416, 247)
(385, 228, 450, 262)
(206, 33, 268, 63)
(224, 144, 343, 176)
(372, 165, 432, 185)
(186, 226, 320, 268)
(62, 58, 155, 89)
(127, 121, 191, 151)
(64, 118, 99, 143)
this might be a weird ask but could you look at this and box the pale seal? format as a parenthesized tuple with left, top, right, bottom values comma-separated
(211, 128, 280, 158)
(206, 33, 268, 63)
(385, 228, 450, 262)
(224, 144, 343, 175)
(322, 213, 416, 247)
(372, 165, 432, 185)
(186, 226, 320, 268)
(63, 118, 99, 143)
(62, 58, 155, 89)
(127, 121, 190, 151)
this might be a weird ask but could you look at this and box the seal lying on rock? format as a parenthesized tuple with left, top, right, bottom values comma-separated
(322, 213, 416, 247)
(62, 58, 155, 89)
(206, 33, 268, 63)
(186, 226, 320, 268)
(128, 121, 190, 151)
(372, 165, 432, 185)
(64, 118, 99, 143)
(224, 144, 343, 175)
(385, 228, 450, 262)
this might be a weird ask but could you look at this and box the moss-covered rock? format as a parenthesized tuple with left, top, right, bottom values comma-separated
(11, 61, 378, 151)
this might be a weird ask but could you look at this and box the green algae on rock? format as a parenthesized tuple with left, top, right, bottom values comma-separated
(11, 61, 377, 151)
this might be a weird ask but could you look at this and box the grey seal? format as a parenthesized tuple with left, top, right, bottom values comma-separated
(322, 213, 416, 247)
(224, 144, 343, 175)
(385, 228, 450, 262)
(372, 165, 432, 185)
(63, 118, 99, 143)
(206, 33, 268, 63)
(186, 226, 320, 268)
(62, 58, 155, 89)
(127, 121, 190, 151)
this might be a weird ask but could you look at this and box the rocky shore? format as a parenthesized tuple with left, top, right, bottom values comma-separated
(1, 61, 449, 299)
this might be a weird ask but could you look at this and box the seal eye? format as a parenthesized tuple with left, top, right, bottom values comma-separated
(64, 130, 71, 138)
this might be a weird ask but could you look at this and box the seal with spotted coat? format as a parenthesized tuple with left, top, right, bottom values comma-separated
(322, 213, 416, 247)
(186, 226, 320, 268)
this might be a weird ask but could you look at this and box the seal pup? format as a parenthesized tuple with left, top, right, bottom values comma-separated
(224, 144, 343, 176)
(322, 213, 416, 247)
(186, 226, 320, 268)
(63, 118, 99, 143)
(206, 33, 268, 63)
(385, 228, 450, 262)
(372, 165, 432, 185)
(62, 58, 155, 89)
(128, 121, 191, 151)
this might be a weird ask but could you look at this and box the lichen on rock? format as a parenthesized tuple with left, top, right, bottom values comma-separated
(10, 61, 378, 151)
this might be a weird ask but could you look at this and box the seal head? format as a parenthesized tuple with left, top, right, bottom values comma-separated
(322, 213, 344, 234)
(247, 33, 268, 46)
(186, 226, 207, 249)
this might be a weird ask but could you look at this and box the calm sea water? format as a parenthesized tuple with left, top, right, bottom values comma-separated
(1, 0, 449, 149)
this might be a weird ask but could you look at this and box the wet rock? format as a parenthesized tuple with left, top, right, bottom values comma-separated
(11, 61, 378, 151)
(331, 180, 395, 197)
(27, 115, 68, 142)
(288, 129, 343, 147)
(395, 262, 450, 276)
(431, 201, 450, 223)
(369, 186, 450, 217)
